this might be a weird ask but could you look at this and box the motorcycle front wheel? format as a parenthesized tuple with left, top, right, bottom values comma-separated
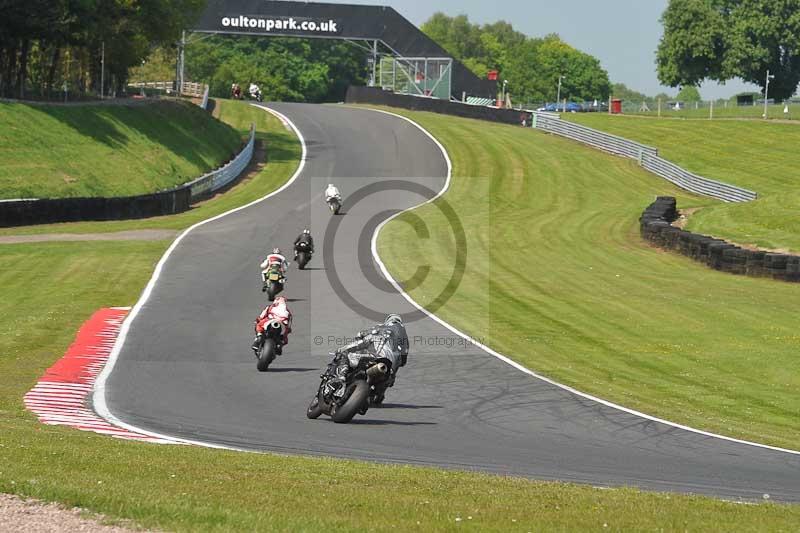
(330, 380, 370, 423)
(267, 281, 281, 301)
(306, 390, 325, 419)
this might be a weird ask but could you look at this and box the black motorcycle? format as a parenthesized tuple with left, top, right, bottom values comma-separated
(254, 319, 286, 372)
(261, 264, 285, 301)
(295, 241, 312, 270)
(307, 353, 391, 423)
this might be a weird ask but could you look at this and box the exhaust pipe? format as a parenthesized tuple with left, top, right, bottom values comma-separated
(367, 363, 388, 382)
(270, 321, 282, 329)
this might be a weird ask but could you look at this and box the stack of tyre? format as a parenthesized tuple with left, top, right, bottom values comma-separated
(639, 196, 800, 281)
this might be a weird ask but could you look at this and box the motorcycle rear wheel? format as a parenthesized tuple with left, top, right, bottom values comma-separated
(267, 282, 281, 301)
(256, 338, 276, 372)
(330, 380, 370, 423)
(297, 252, 309, 270)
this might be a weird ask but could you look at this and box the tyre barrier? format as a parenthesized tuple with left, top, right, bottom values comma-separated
(640, 197, 800, 282)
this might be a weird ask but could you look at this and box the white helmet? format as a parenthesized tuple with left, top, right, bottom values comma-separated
(384, 313, 403, 326)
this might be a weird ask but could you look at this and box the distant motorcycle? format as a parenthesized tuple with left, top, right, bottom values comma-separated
(249, 89, 263, 102)
(295, 241, 312, 270)
(261, 264, 285, 300)
(307, 352, 391, 423)
(254, 319, 286, 372)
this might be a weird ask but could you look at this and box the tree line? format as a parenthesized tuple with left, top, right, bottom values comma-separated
(0, 0, 203, 99)
(421, 14, 611, 105)
(658, 0, 800, 100)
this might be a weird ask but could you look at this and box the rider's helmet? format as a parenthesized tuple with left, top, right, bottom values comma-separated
(272, 247, 281, 255)
(328, 183, 334, 189)
(303, 228, 311, 235)
(273, 295, 286, 306)
(384, 313, 403, 326)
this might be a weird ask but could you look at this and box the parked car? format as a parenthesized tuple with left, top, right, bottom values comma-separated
(537, 102, 585, 113)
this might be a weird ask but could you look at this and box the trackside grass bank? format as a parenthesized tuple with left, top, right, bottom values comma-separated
(563, 113, 800, 253)
(0, 100, 298, 236)
(0, 101, 798, 530)
(376, 108, 800, 451)
(0, 100, 242, 199)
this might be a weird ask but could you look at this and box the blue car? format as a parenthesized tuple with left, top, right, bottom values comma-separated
(537, 102, 584, 113)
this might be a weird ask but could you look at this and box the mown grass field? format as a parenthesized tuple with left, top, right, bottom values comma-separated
(0, 100, 241, 199)
(1, 101, 798, 530)
(2, 241, 799, 530)
(563, 113, 800, 253)
(377, 109, 800, 451)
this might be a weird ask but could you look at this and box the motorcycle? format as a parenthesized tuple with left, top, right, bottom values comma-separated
(254, 319, 286, 371)
(261, 264, 285, 300)
(249, 89, 263, 102)
(295, 241, 312, 270)
(307, 353, 391, 423)
(326, 195, 342, 215)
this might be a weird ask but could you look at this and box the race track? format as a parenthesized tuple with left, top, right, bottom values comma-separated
(100, 103, 800, 501)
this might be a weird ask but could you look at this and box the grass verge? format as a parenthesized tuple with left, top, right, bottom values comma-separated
(0, 100, 299, 236)
(563, 113, 800, 253)
(0, 100, 241, 199)
(376, 108, 800, 450)
(1, 246, 799, 531)
(0, 102, 798, 531)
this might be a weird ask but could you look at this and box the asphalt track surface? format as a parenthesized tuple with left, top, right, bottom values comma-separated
(103, 103, 800, 502)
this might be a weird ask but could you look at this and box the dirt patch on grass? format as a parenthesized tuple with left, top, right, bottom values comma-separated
(0, 493, 145, 532)
(670, 207, 704, 229)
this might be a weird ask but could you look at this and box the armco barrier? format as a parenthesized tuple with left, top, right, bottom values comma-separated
(0, 124, 255, 227)
(345, 86, 532, 126)
(640, 196, 799, 281)
(532, 113, 757, 203)
(533, 113, 658, 160)
(186, 124, 255, 201)
(346, 85, 757, 204)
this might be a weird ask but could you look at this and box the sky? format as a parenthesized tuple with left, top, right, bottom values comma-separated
(322, 0, 760, 99)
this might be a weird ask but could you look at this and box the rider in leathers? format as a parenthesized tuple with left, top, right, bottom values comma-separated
(325, 314, 408, 401)
(293, 229, 314, 259)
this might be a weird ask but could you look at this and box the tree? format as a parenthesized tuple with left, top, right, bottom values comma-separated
(657, 0, 800, 100)
(421, 14, 610, 104)
(676, 85, 702, 102)
(185, 36, 366, 103)
(0, 0, 205, 98)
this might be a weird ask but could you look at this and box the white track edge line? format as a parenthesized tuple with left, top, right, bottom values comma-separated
(91, 104, 306, 450)
(363, 106, 800, 457)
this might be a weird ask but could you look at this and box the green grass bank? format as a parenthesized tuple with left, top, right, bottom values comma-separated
(563, 113, 800, 253)
(0, 102, 797, 530)
(0, 100, 241, 200)
(377, 109, 800, 450)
